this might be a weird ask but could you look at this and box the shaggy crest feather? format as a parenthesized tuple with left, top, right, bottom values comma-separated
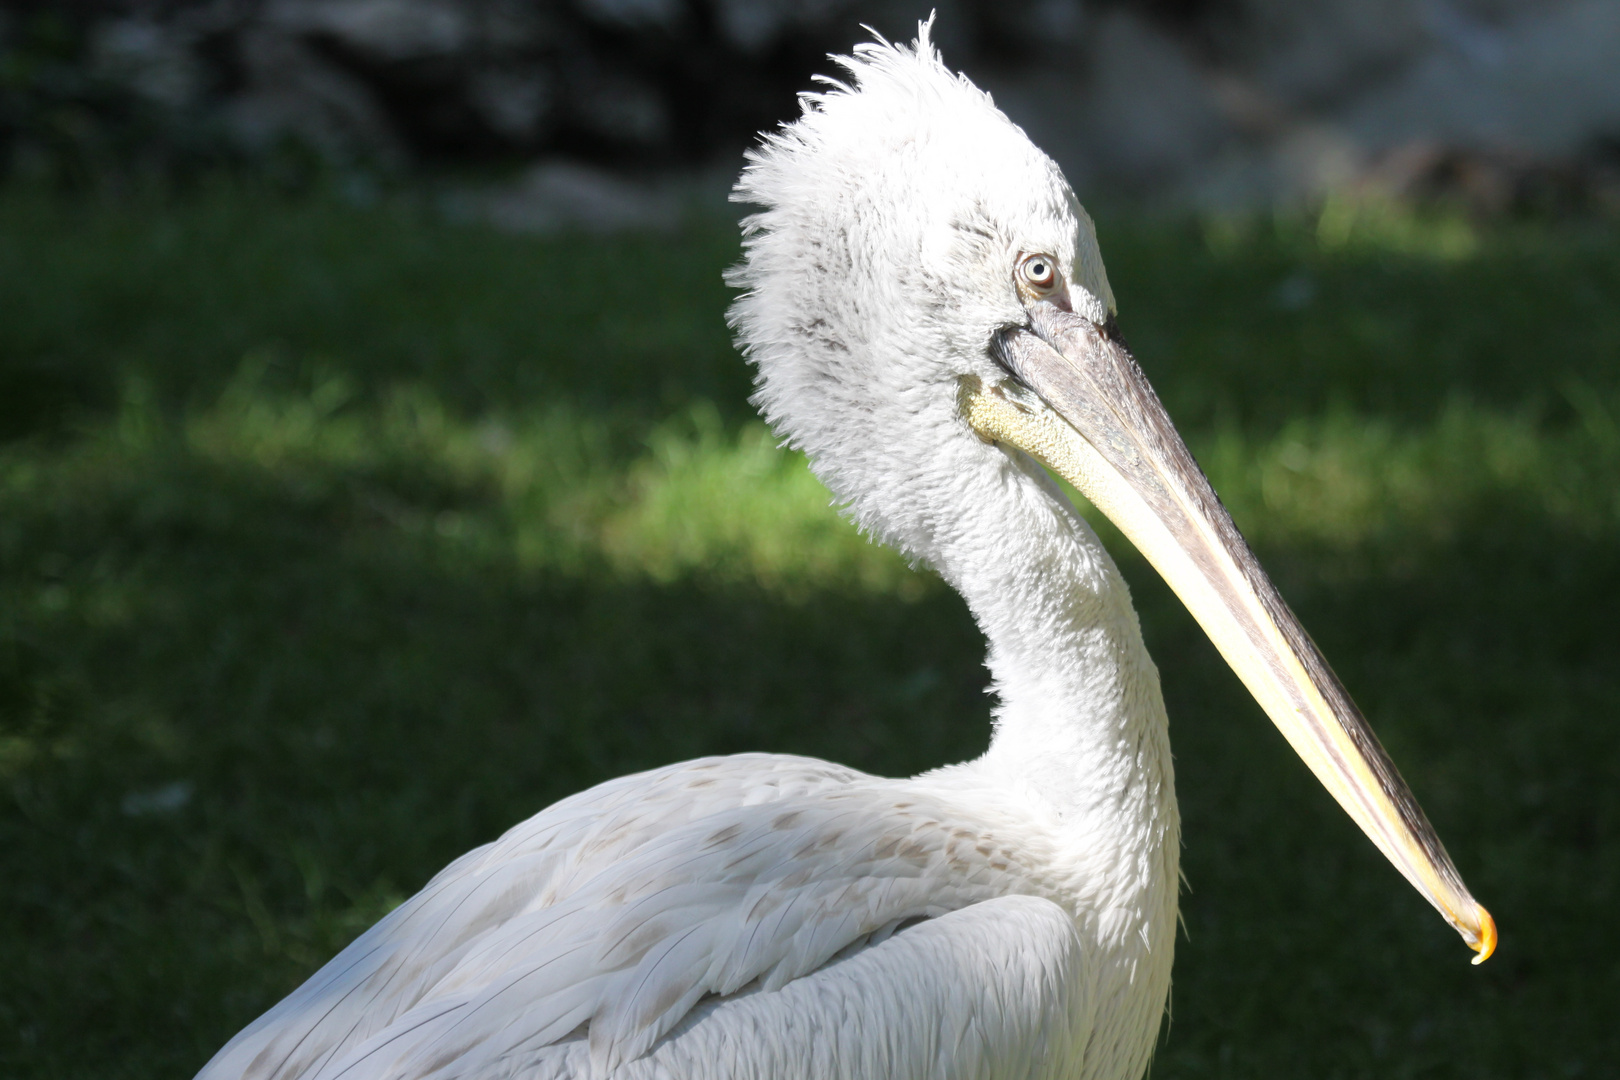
(727, 22, 1114, 568)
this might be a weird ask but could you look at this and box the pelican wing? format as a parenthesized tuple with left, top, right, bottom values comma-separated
(198, 756, 1048, 1080)
(443, 894, 1090, 1080)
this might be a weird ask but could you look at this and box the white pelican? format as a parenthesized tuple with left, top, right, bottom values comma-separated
(197, 24, 1494, 1080)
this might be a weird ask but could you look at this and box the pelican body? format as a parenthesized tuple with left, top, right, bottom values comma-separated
(197, 26, 1492, 1080)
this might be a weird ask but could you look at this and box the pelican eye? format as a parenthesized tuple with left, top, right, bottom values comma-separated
(1017, 253, 1060, 296)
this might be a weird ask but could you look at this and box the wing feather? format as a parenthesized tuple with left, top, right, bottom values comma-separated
(199, 756, 1064, 1080)
(483, 895, 1090, 1080)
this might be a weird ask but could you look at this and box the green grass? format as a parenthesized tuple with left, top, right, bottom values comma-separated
(1, 184, 1617, 1078)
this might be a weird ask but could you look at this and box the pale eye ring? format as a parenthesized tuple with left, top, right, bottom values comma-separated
(1018, 253, 1059, 292)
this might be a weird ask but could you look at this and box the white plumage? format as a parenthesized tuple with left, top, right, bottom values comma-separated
(201, 754, 1148, 1079)
(197, 20, 1492, 1080)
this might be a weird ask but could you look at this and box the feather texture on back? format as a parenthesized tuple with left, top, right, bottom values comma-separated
(197, 756, 1081, 1080)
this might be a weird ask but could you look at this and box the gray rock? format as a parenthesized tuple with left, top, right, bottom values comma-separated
(714, 0, 841, 53)
(14, 0, 1620, 212)
(468, 67, 555, 144)
(564, 63, 672, 148)
(1131, 0, 1620, 210)
(1342, 0, 1620, 157)
(448, 160, 685, 232)
(264, 0, 475, 62)
(989, 9, 1231, 194)
(575, 0, 685, 31)
(1228, 0, 1435, 111)
(91, 18, 205, 112)
(221, 27, 406, 167)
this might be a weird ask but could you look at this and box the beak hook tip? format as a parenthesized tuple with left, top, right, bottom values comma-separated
(1468, 905, 1497, 965)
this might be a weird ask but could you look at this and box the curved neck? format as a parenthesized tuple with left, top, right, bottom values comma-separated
(912, 446, 1178, 1080)
(934, 449, 1177, 862)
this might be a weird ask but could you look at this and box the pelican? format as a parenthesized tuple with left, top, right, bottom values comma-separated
(197, 25, 1494, 1080)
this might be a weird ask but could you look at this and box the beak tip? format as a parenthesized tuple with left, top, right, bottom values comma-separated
(1468, 905, 1497, 965)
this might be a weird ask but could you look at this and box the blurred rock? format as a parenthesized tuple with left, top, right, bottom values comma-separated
(89, 18, 204, 112)
(5, 0, 1620, 214)
(466, 66, 554, 143)
(1343, 0, 1620, 158)
(1220, 0, 1436, 112)
(443, 159, 732, 232)
(120, 780, 194, 817)
(1185, 0, 1620, 209)
(988, 8, 1231, 192)
(265, 0, 477, 61)
(575, 0, 684, 32)
(561, 61, 671, 149)
(710, 0, 862, 54)
(1072, 9, 1229, 184)
(222, 25, 407, 167)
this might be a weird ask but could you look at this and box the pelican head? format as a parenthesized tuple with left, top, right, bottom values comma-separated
(729, 25, 1494, 962)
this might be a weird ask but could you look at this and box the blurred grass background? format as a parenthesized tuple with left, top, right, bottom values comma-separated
(1, 183, 1617, 1078)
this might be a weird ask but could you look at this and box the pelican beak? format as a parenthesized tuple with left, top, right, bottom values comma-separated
(961, 301, 1495, 964)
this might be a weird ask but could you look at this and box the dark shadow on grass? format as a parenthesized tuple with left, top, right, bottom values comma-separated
(1, 443, 1616, 1077)
(0, 456, 990, 1077)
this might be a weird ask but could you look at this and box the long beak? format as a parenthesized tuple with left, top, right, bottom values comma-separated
(962, 301, 1495, 963)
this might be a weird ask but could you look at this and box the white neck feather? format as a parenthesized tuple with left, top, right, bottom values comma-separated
(937, 447, 1178, 900)
(937, 445, 1182, 1080)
